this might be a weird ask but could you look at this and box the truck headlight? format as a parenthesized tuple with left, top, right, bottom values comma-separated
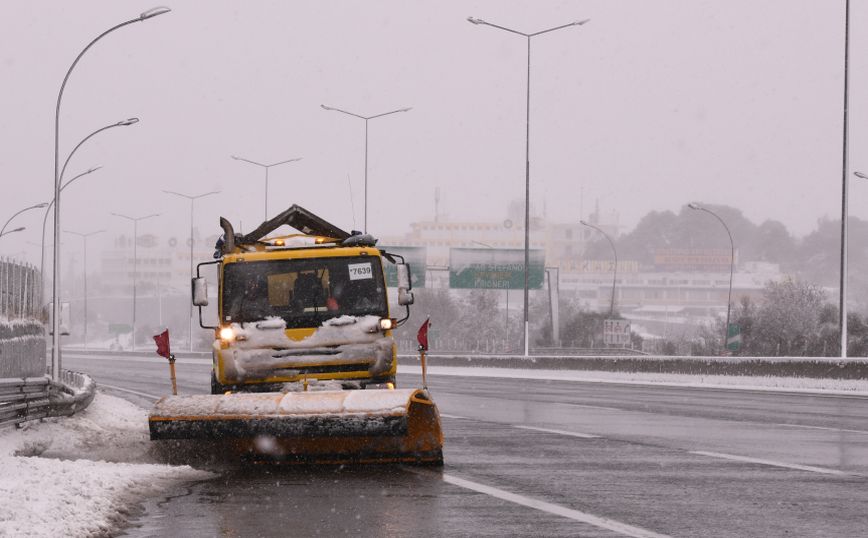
(219, 327, 235, 342)
(379, 318, 395, 331)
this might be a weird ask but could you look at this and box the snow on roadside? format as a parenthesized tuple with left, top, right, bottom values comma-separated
(402, 365, 868, 395)
(0, 392, 212, 537)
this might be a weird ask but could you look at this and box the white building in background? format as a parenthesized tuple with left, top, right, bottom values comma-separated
(98, 230, 221, 295)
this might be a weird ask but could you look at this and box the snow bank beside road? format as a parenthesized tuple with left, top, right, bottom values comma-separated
(0, 392, 211, 537)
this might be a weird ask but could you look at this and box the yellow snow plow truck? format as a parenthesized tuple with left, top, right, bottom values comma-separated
(148, 205, 443, 464)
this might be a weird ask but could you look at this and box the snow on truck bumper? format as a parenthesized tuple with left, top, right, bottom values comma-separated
(213, 315, 398, 384)
(216, 338, 396, 383)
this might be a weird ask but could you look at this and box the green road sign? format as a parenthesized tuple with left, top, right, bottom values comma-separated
(109, 323, 132, 334)
(726, 323, 742, 351)
(449, 248, 545, 290)
(381, 246, 426, 288)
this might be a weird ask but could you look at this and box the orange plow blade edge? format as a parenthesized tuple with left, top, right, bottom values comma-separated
(148, 388, 443, 464)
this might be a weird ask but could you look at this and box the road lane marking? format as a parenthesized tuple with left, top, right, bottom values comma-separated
(691, 451, 848, 476)
(512, 425, 600, 439)
(440, 473, 670, 538)
(440, 413, 469, 419)
(100, 383, 161, 401)
(63, 353, 211, 365)
(773, 423, 868, 435)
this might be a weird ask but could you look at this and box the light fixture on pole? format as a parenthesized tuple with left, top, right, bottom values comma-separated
(467, 15, 589, 357)
(63, 229, 104, 350)
(688, 203, 735, 353)
(1, 203, 48, 237)
(231, 155, 302, 221)
(3, 204, 45, 237)
(320, 104, 412, 233)
(580, 220, 618, 317)
(52, 7, 170, 380)
(111, 212, 160, 351)
(163, 189, 220, 351)
(0, 227, 25, 239)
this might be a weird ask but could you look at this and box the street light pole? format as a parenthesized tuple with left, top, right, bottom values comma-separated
(580, 220, 618, 317)
(63, 229, 104, 350)
(163, 189, 220, 351)
(467, 16, 589, 357)
(111, 213, 159, 351)
(688, 203, 735, 353)
(52, 6, 170, 380)
(231, 156, 302, 221)
(2, 203, 48, 237)
(840, 0, 852, 358)
(320, 104, 412, 233)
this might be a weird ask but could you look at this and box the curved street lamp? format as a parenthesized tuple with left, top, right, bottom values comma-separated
(1, 203, 48, 237)
(51, 7, 169, 379)
(688, 203, 735, 353)
(231, 155, 301, 221)
(320, 104, 411, 233)
(163, 189, 221, 351)
(580, 220, 618, 317)
(467, 15, 589, 356)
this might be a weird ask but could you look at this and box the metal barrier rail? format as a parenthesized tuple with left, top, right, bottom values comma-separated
(0, 376, 50, 428)
(0, 370, 96, 429)
(397, 354, 868, 380)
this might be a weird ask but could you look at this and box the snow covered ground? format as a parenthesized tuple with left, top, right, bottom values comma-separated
(0, 392, 212, 537)
(403, 365, 868, 395)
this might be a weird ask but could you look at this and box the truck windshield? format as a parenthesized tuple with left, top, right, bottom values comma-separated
(222, 255, 388, 327)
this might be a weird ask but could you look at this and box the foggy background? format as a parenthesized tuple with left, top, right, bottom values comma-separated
(2, 1, 868, 350)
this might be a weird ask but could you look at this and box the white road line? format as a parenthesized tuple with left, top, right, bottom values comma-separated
(99, 383, 161, 401)
(774, 423, 868, 435)
(512, 425, 600, 439)
(440, 473, 670, 538)
(440, 413, 469, 419)
(691, 451, 848, 476)
(63, 353, 212, 365)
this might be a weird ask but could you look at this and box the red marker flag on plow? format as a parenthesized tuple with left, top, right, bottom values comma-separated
(417, 317, 431, 351)
(153, 329, 177, 395)
(153, 329, 171, 359)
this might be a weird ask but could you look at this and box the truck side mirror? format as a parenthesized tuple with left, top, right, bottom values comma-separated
(192, 277, 209, 306)
(396, 263, 414, 306)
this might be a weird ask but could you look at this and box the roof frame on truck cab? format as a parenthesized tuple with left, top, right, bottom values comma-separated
(220, 205, 352, 255)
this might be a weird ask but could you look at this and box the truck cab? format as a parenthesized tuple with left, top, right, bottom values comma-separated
(192, 205, 413, 394)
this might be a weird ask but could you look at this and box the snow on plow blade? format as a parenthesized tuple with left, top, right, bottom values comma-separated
(149, 388, 443, 464)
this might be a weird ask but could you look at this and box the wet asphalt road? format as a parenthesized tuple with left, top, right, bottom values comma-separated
(63, 352, 868, 537)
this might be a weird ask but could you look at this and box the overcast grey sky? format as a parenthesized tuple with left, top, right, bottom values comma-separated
(1, 1, 867, 266)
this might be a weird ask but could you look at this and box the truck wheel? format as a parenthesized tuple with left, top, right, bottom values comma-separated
(211, 371, 228, 394)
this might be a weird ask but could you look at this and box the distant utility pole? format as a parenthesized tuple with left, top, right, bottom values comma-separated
(320, 104, 412, 233)
(467, 15, 589, 356)
(163, 189, 220, 351)
(231, 155, 301, 221)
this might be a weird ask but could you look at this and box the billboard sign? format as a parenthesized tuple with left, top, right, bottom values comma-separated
(449, 248, 544, 290)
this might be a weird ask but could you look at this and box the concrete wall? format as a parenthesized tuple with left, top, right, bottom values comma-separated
(0, 320, 46, 378)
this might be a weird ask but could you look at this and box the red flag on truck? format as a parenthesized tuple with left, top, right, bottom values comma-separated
(153, 329, 171, 359)
(417, 318, 430, 351)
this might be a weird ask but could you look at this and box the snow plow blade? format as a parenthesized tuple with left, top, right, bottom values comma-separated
(148, 388, 443, 464)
